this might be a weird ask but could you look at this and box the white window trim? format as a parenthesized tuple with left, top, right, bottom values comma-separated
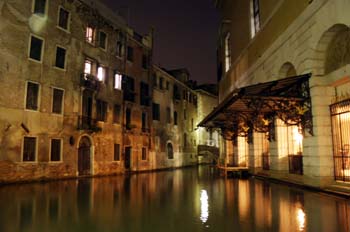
(28, 34, 45, 63)
(54, 45, 67, 70)
(98, 30, 108, 51)
(84, 59, 93, 75)
(24, 80, 41, 112)
(56, 5, 71, 33)
(32, 0, 49, 17)
(49, 138, 63, 163)
(21, 136, 38, 163)
(51, 87, 65, 115)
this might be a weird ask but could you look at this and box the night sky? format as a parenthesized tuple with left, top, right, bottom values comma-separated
(100, 0, 220, 84)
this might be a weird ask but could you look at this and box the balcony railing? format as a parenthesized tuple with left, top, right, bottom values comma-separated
(80, 73, 100, 91)
(288, 154, 303, 175)
(77, 116, 101, 131)
(262, 152, 270, 170)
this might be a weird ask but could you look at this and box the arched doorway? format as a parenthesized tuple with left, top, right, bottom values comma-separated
(78, 136, 92, 176)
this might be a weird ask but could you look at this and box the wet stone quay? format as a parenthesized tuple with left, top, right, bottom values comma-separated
(0, 166, 349, 232)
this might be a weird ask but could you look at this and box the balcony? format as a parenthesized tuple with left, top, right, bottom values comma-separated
(288, 154, 303, 175)
(80, 73, 100, 91)
(77, 116, 101, 132)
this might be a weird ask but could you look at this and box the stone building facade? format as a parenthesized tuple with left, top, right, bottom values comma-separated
(0, 0, 219, 183)
(200, 0, 350, 190)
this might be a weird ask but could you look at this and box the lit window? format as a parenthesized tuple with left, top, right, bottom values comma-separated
(86, 26, 94, 43)
(97, 66, 105, 81)
(58, 7, 70, 30)
(224, 32, 231, 73)
(250, 0, 260, 38)
(84, 60, 92, 74)
(114, 73, 122, 90)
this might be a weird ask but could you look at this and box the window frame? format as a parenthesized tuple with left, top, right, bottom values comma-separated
(114, 72, 122, 90)
(127, 46, 134, 62)
(51, 87, 64, 115)
(98, 31, 108, 50)
(97, 65, 106, 82)
(32, 0, 48, 17)
(113, 104, 121, 124)
(57, 6, 70, 32)
(141, 147, 147, 161)
(54, 45, 67, 70)
(85, 26, 95, 44)
(22, 136, 38, 163)
(96, 99, 108, 122)
(28, 34, 45, 63)
(49, 138, 63, 162)
(152, 103, 160, 121)
(114, 143, 121, 161)
(25, 81, 41, 111)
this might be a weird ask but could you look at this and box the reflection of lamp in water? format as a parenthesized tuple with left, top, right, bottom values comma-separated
(200, 190, 209, 223)
(294, 129, 303, 153)
(297, 208, 305, 231)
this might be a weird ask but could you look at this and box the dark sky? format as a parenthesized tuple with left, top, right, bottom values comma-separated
(100, 0, 220, 84)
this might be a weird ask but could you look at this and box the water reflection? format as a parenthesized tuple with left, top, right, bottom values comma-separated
(0, 167, 349, 232)
(200, 190, 209, 223)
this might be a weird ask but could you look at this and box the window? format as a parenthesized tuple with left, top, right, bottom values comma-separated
(250, 0, 260, 38)
(50, 139, 62, 161)
(167, 143, 174, 159)
(114, 144, 120, 161)
(23, 137, 36, 162)
(126, 108, 132, 130)
(29, 35, 43, 61)
(116, 41, 124, 57)
(159, 77, 163, 90)
(84, 60, 92, 74)
(52, 88, 64, 114)
(86, 26, 94, 43)
(96, 100, 107, 121)
(55, 46, 66, 69)
(191, 118, 194, 131)
(142, 112, 147, 132)
(142, 54, 148, 69)
(166, 81, 170, 90)
(26, 82, 39, 110)
(113, 104, 121, 124)
(114, 73, 122, 90)
(58, 7, 70, 30)
(99, 31, 107, 49)
(97, 66, 106, 82)
(122, 76, 135, 102)
(140, 82, 150, 106)
(142, 147, 147, 160)
(184, 109, 187, 120)
(152, 103, 160, 121)
(224, 33, 231, 73)
(166, 107, 171, 124)
(127, 46, 133, 62)
(174, 111, 178, 125)
(33, 0, 46, 15)
(173, 85, 180, 100)
(183, 133, 187, 148)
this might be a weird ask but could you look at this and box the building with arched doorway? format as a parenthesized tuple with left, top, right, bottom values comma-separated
(200, 0, 350, 190)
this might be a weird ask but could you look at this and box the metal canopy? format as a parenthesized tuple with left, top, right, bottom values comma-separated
(198, 73, 313, 142)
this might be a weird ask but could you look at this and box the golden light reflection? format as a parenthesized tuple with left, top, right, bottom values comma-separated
(29, 15, 47, 33)
(297, 208, 305, 231)
(200, 190, 209, 223)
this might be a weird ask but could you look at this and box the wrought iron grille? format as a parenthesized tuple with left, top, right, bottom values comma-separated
(330, 99, 350, 182)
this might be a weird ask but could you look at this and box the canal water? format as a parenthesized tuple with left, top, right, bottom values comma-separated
(0, 166, 349, 232)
